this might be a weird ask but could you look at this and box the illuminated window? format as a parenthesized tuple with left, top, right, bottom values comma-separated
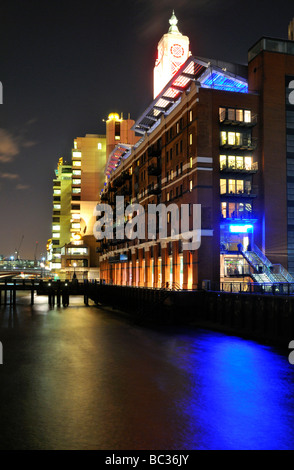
(221, 202, 227, 218)
(190, 157, 193, 168)
(73, 170, 81, 176)
(220, 179, 227, 194)
(220, 155, 226, 169)
(171, 169, 173, 180)
(189, 133, 193, 145)
(72, 223, 81, 230)
(72, 214, 80, 220)
(98, 143, 102, 150)
(167, 192, 170, 201)
(228, 108, 235, 120)
(72, 188, 81, 194)
(52, 225, 60, 231)
(189, 110, 193, 122)
(220, 132, 227, 145)
(52, 233, 60, 239)
(236, 180, 244, 193)
(229, 179, 235, 193)
(129, 167, 132, 175)
(236, 109, 243, 121)
(245, 157, 252, 170)
(236, 157, 243, 169)
(228, 132, 235, 145)
(53, 189, 61, 195)
(72, 151, 82, 159)
(73, 160, 81, 167)
(219, 107, 226, 122)
(74, 141, 77, 149)
(72, 179, 81, 185)
(244, 110, 251, 123)
(53, 204, 61, 210)
(189, 180, 193, 192)
(228, 203, 235, 218)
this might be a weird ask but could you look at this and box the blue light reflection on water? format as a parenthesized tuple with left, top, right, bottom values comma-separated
(172, 330, 294, 450)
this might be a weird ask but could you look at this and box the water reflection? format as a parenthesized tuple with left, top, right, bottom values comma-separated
(0, 294, 293, 450)
(169, 330, 294, 449)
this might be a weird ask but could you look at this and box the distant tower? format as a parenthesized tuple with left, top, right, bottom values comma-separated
(153, 10, 191, 98)
(289, 18, 294, 41)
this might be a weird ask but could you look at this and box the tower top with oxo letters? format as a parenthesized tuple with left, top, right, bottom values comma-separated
(153, 11, 191, 98)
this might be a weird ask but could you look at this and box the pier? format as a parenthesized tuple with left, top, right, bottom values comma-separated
(1, 278, 294, 346)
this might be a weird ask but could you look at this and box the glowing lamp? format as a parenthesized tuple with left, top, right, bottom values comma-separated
(108, 113, 120, 121)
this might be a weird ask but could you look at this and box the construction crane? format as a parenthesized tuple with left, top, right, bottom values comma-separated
(15, 235, 24, 260)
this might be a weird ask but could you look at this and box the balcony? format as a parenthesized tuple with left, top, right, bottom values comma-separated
(148, 164, 161, 176)
(220, 137, 257, 151)
(220, 161, 258, 174)
(148, 148, 161, 159)
(121, 171, 132, 182)
(219, 108, 257, 127)
(148, 184, 161, 195)
(119, 185, 132, 196)
(220, 187, 258, 199)
(220, 210, 258, 221)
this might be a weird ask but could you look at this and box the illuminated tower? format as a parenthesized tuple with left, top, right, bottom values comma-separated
(153, 11, 191, 98)
(49, 158, 72, 271)
(106, 112, 140, 159)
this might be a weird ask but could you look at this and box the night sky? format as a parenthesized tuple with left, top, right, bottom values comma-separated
(0, 0, 293, 259)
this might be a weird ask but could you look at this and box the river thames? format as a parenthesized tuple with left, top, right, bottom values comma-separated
(0, 293, 293, 450)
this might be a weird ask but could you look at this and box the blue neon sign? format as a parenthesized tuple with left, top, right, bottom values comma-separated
(229, 224, 253, 233)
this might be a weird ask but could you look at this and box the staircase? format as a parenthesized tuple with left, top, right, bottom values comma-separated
(241, 244, 294, 285)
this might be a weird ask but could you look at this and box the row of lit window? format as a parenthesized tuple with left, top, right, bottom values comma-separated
(220, 179, 251, 194)
(220, 131, 251, 146)
(220, 155, 253, 170)
(219, 108, 252, 123)
(221, 202, 252, 219)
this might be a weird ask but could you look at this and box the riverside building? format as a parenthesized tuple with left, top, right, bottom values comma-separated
(97, 14, 294, 291)
(48, 158, 72, 271)
(49, 115, 138, 281)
